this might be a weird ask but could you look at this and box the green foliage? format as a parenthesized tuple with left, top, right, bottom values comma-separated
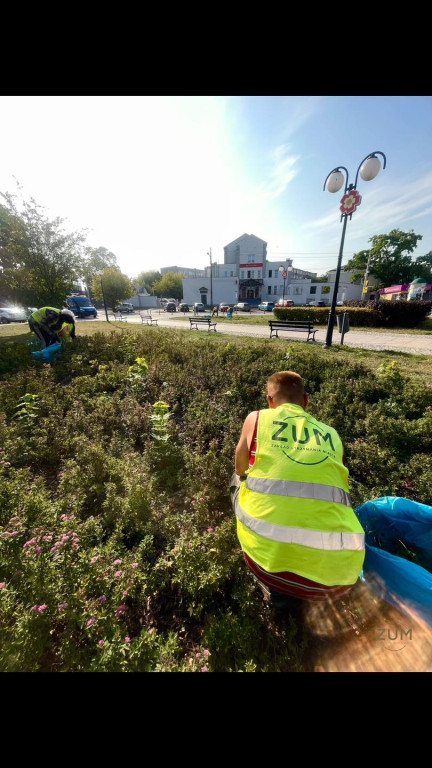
(273, 301, 432, 328)
(91, 267, 135, 310)
(134, 270, 161, 294)
(344, 228, 423, 288)
(1, 328, 431, 671)
(152, 272, 184, 300)
(0, 188, 86, 307)
(82, 247, 119, 299)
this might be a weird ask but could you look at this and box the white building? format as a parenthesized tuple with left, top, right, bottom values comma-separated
(181, 234, 365, 306)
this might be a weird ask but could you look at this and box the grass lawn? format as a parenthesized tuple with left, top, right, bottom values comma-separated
(2, 319, 432, 385)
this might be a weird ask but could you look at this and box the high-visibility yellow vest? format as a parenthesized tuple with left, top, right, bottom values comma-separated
(235, 403, 365, 586)
(31, 307, 61, 326)
(57, 321, 73, 341)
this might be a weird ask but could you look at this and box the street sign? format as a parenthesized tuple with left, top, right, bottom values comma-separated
(362, 287, 368, 294)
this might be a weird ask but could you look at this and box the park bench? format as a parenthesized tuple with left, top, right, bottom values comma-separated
(268, 320, 318, 343)
(189, 317, 217, 332)
(139, 313, 158, 326)
(110, 311, 127, 322)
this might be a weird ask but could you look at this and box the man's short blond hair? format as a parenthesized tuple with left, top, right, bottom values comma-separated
(267, 370, 305, 405)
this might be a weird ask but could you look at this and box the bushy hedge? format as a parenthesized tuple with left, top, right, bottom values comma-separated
(273, 300, 432, 327)
(0, 329, 431, 671)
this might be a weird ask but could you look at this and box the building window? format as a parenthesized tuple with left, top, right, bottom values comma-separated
(273, 286, 278, 295)
(310, 286, 317, 295)
(257, 270, 261, 278)
(241, 271, 244, 279)
(267, 285, 271, 294)
(294, 287, 303, 295)
(268, 270, 272, 278)
(247, 271, 251, 278)
(250, 271, 255, 278)
(248, 255, 255, 263)
(321, 285, 331, 294)
(230, 271, 234, 277)
(224, 271, 228, 277)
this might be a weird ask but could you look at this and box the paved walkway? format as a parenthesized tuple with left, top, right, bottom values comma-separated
(105, 313, 432, 355)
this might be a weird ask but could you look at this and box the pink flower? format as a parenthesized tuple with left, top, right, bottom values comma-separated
(200, 497, 204, 501)
(203, 649, 211, 657)
(115, 605, 126, 618)
(113, 559, 122, 565)
(124, 637, 131, 643)
(42, 535, 53, 541)
(98, 640, 105, 647)
(0, 582, 6, 589)
(132, 563, 138, 569)
(188, 543, 193, 548)
(90, 556, 98, 564)
(122, 590, 128, 597)
(87, 617, 96, 627)
(31, 605, 39, 612)
(35, 546, 43, 554)
(58, 603, 68, 611)
(9, 531, 19, 537)
(201, 666, 209, 672)
(61, 515, 68, 522)
(191, 500, 196, 505)
(207, 528, 214, 533)
(115, 570, 123, 578)
(98, 596, 107, 604)
(195, 652, 201, 658)
(23, 538, 37, 548)
(38, 604, 48, 612)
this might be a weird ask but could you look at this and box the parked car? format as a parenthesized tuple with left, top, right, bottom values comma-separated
(277, 299, 295, 307)
(258, 301, 275, 312)
(233, 302, 250, 312)
(115, 303, 135, 314)
(66, 295, 98, 318)
(193, 302, 205, 312)
(164, 302, 177, 312)
(219, 303, 231, 313)
(0, 305, 28, 323)
(178, 302, 190, 312)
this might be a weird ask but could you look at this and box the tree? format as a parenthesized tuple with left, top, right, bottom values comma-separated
(0, 190, 86, 307)
(91, 267, 135, 310)
(152, 272, 184, 300)
(82, 247, 119, 297)
(134, 270, 161, 294)
(314, 274, 328, 283)
(344, 229, 423, 289)
(412, 251, 432, 283)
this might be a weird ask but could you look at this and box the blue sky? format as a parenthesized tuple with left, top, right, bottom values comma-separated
(0, 95, 431, 279)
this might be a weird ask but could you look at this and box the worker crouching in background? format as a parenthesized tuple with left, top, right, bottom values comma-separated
(231, 370, 365, 621)
(29, 307, 76, 349)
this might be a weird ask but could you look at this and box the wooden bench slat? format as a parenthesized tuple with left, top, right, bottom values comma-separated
(139, 313, 158, 326)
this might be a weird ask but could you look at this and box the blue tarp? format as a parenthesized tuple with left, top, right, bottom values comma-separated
(31, 342, 62, 362)
(355, 497, 432, 627)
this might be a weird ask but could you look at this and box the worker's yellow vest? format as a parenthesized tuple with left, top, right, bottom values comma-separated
(236, 404, 365, 586)
(57, 322, 73, 341)
(31, 307, 60, 326)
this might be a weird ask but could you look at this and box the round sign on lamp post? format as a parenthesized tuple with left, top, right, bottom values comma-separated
(278, 266, 288, 302)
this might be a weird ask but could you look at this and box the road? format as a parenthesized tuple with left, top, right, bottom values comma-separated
(99, 312, 432, 355)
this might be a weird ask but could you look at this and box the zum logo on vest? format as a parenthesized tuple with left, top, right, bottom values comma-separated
(271, 415, 336, 466)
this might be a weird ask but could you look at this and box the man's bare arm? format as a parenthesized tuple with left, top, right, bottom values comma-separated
(235, 411, 258, 476)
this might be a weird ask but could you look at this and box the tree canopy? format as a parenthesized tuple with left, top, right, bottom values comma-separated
(134, 270, 161, 294)
(344, 229, 424, 289)
(152, 272, 184, 300)
(82, 247, 119, 297)
(91, 267, 135, 310)
(0, 190, 86, 306)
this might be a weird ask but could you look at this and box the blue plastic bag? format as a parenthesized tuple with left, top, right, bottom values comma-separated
(31, 342, 62, 362)
(355, 497, 432, 627)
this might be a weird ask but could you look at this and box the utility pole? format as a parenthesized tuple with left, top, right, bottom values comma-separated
(207, 248, 213, 307)
(362, 253, 372, 298)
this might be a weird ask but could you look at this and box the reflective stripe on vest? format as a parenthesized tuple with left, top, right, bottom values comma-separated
(246, 476, 352, 508)
(235, 498, 364, 551)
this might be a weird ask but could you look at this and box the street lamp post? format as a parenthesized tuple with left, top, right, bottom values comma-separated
(98, 271, 109, 322)
(278, 265, 288, 302)
(323, 151, 387, 348)
(207, 249, 213, 308)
